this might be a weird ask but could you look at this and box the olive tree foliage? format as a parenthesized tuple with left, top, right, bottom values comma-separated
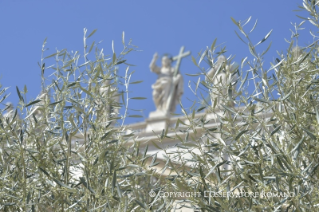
(0, 29, 171, 211)
(158, 1, 319, 211)
(1, 1, 319, 211)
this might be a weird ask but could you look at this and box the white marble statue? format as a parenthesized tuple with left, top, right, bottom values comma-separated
(150, 53, 183, 114)
(206, 55, 238, 107)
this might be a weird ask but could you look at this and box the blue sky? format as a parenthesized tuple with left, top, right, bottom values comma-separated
(0, 0, 314, 124)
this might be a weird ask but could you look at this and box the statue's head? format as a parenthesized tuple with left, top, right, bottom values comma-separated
(212, 55, 227, 73)
(216, 55, 227, 66)
(161, 56, 172, 68)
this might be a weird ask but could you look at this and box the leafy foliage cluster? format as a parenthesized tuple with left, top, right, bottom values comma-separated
(0, 29, 168, 211)
(160, 1, 319, 211)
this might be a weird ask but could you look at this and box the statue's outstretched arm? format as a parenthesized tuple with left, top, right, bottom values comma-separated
(150, 53, 160, 74)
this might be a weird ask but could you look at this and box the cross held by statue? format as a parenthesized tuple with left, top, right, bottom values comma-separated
(165, 46, 190, 112)
(172, 46, 191, 77)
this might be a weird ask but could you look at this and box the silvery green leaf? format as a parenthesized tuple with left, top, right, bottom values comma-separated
(237, 144, 249, 156)
(195, 77, 200, 93)
(302, 127, 316, 140)
(12, 109, 17, 121)
(112, 40, 117, 55)
(106, 140, 118, 145)
(112, 52, 117, 65)
(88, 41, 95, 53)
(238, 71, 248, 92)
(128, 115, 143, 118)
(197, 106, 206, 112)
(24, 106, 40, 120)
(222, 104, 236, 114)
(4, 203, 15, 206)
(211, 38, 217, 50)
(44, 52, 58, 59)
(291, 136, 305, 154)
(271, 125, 281, 136)
(185, 73, 202, 76)
(268, 58, 285, 71)
(191, 55, 198, 66)
(255, 29, 273, 47)
(87, 29, 97, 38)
(185, 131, 189, 142)
(78, 61, 90, 67)
(253, 97, 268, 103)
(231, 17, 239, 26)
(263, 176, 276, 180)
(130, 97, 146, 100)
(316, 106, 319, 124)
(16, 86, 24, 102)
(250, 19, 258, 33)
(218, 137, 226, 146)
(208, 128, 217, 131)
(235, 129, 249, 141)
(122, 31, 125, 45)
(135, 200, 146, 209)
(116, 60, 126, 65)
(281, 90, 293, 101)
(261, 41, 272, 56)
(299, 51, 311, 64)
(301, 161, 313, 174)
(228, 84, 233, 99)
(176, 144, 190, 149)
(151, 141, 162, 150)
(130, 81, 143, 84)
(241, 57, 247, 70)
(243, 16, 251, 27)
(25, 99, 41, 107)
(198, 49, 208, 65)
(248, 43, 258, 58)
(205, 161, 227, 179)
(0, 87, 8, 96)
(135, 172, 147, 176)
(182, 142, 198, 148)
(200, 81, 210, 89)
(234, 30, 247, 45)
(80, 177, 95, 194)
